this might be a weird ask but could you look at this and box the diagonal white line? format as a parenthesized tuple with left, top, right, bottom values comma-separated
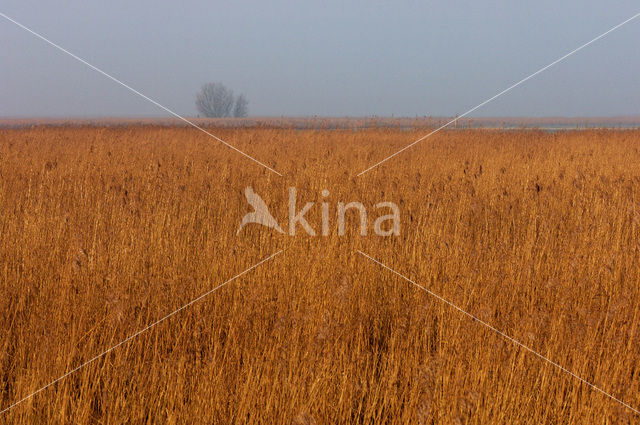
(357, 11, 640, 177)
(357, 250, 640, 415)
(0, 12, 282, 177)
(0, 250, 282, 415)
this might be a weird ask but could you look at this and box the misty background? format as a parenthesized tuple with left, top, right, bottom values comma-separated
(1, 0, 639, 118)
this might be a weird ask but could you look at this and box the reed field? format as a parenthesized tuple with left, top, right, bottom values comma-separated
(0, 125, 639, 424)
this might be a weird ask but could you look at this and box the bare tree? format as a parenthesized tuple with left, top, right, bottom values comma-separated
(195, 83, 234, 118)
(233, 94, 249, 118)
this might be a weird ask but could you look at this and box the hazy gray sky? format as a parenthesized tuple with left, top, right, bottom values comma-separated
(1, 1, 639, 118)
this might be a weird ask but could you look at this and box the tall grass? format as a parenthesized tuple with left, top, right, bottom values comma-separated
(0, 126, 639, 423)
